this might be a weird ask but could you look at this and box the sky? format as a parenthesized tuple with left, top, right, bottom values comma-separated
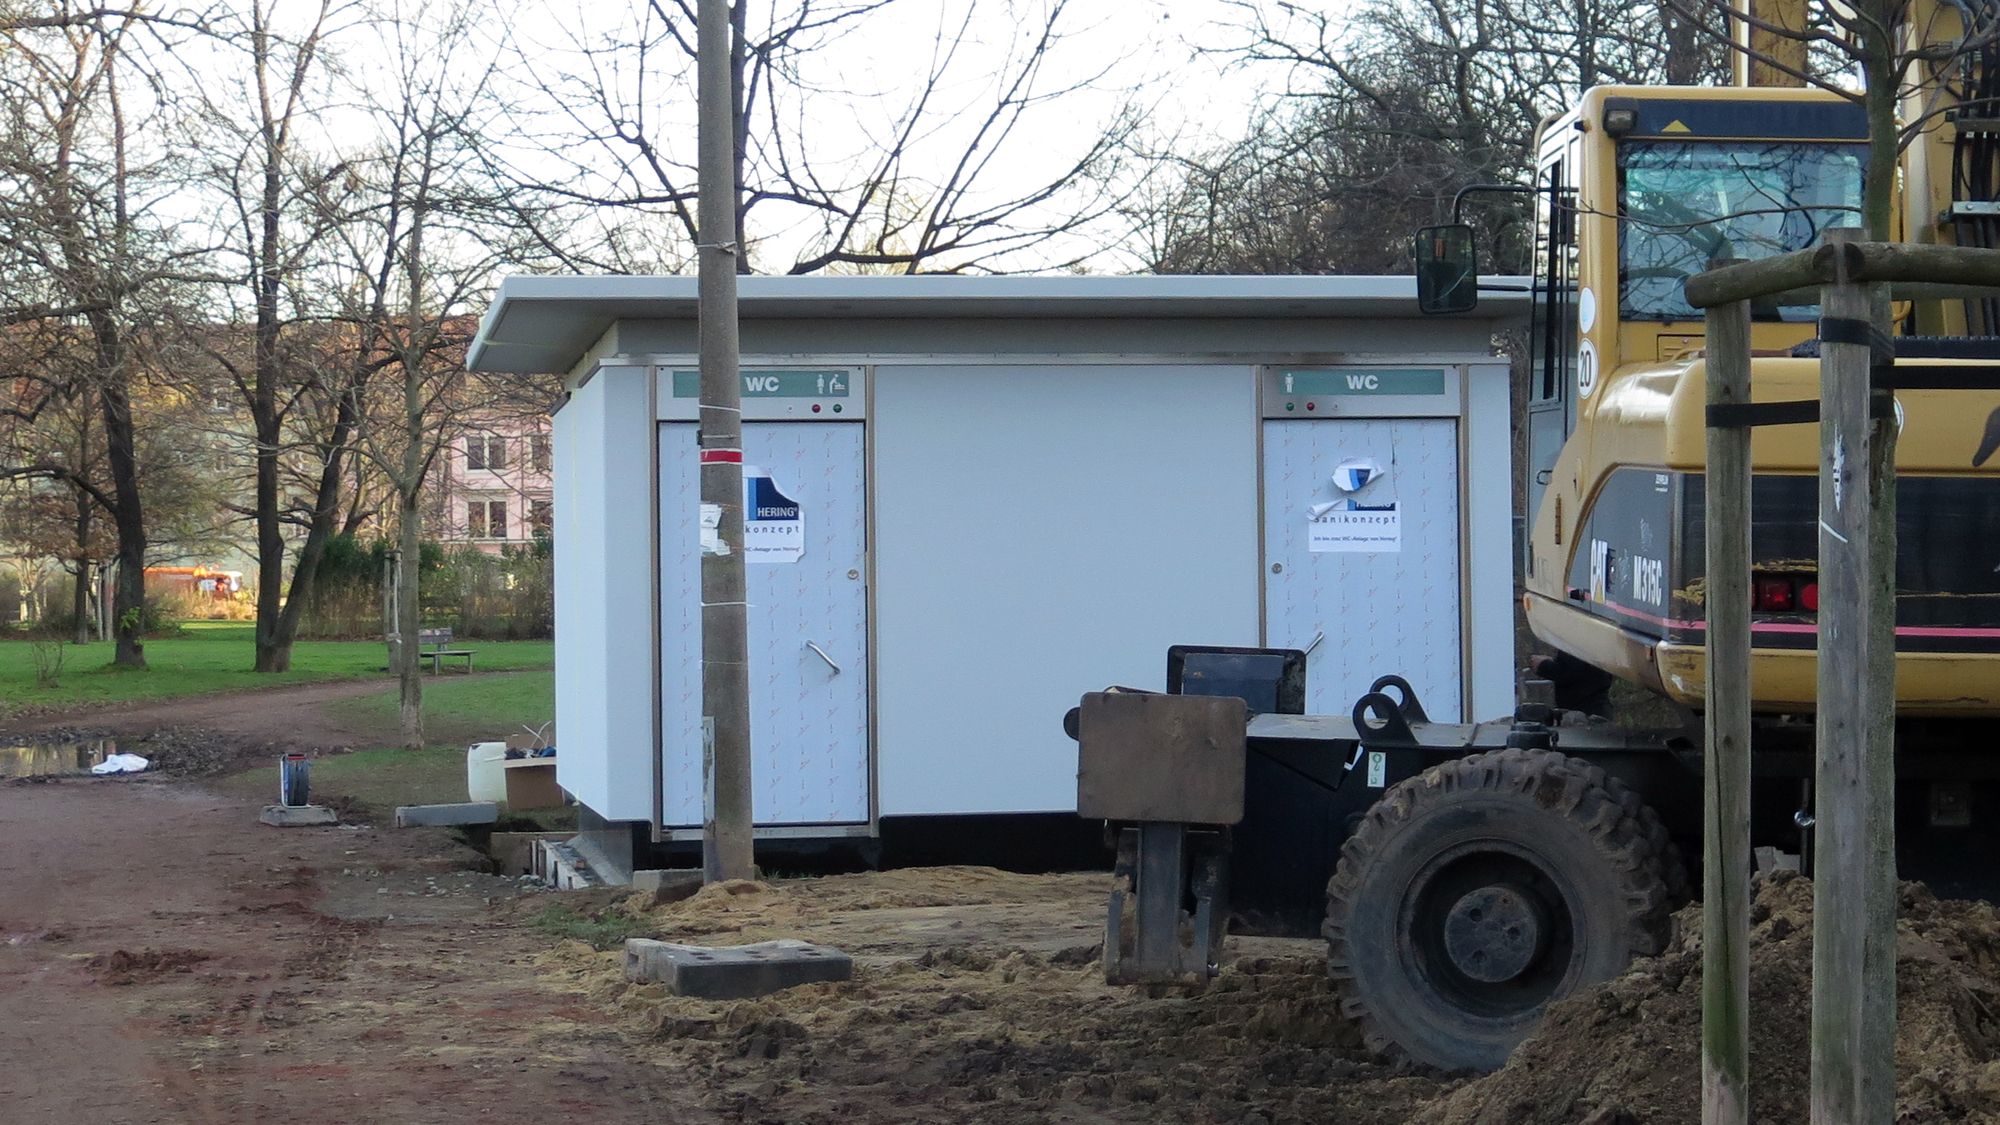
(483, 0, 1315, 273)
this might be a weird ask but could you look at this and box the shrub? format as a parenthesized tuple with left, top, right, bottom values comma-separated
(31, 638, 63, 687)
(298, 534, 444, 639)
(427, 545, 553, 640)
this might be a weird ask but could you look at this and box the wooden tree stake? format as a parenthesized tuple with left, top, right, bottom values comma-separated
(1702, 286, 1754, 1125)
(1810, 231, 1898, 1123)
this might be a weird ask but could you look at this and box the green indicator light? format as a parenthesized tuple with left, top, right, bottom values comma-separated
(1285, 402, 1295, 411)
(832, 403, 843, 413)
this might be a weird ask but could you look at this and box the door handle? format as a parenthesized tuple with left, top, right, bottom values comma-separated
(1535, 469, 1553, 485)
(805, 640, 841, 675)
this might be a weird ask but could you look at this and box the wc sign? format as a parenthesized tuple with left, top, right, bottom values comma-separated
(743, 468, 805, 564)
(1280, 368, 1447, 397)
(670, 369, 850, 398)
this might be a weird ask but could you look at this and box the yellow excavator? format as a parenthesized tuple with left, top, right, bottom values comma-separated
(1390, 0, 2000, 1063)
(1073, 0, 2000, 1076)
(1451, 50, 2000, 719)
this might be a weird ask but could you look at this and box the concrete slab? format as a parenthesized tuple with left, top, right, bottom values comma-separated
(630, 868, 704, 905)
(392, 802, 498, 828)
(624, 938, 853, 999)
(259, 804, 338, 828)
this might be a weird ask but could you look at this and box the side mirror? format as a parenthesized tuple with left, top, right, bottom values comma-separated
(1415, 224, 1479, 314)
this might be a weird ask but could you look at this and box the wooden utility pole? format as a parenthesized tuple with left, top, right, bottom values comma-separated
(1810, 230, 1898, 1124)
(696, 0, 755, 882)
(1701, 277, 1753, 1125)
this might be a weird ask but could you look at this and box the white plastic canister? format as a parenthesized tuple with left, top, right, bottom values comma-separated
(466, 741, 509, 804)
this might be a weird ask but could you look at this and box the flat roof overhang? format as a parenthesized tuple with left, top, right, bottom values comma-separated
(467, 274, 1533, 374)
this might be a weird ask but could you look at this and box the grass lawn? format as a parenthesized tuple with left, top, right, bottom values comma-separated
(208, 743, 573, 829)
(0, 622, 553, 718)
(324, 669, 555, 748)
(211, 744, 472, 811)
(203, 669, 569, 826)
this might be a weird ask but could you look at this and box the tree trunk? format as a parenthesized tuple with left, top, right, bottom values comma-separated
(97, 326, 145, 670)
(1862, 39, 1897, 240)
(1659, 0, 1703, 84)
(252, 403, 286, 671)
(71, 561, 90, 646)
(271, 381, 365, 665)
(395, 493, 423, 751)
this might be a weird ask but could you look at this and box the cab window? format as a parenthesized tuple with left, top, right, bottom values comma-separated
(1617, 140, 1864, 321)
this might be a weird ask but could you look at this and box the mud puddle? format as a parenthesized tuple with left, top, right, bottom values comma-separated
(0, 739, 117, 779)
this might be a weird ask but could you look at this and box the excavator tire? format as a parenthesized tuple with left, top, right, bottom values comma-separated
(1324, 747, 1684, 1072)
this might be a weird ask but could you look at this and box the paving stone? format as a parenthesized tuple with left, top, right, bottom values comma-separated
(392, 802, 499, 828)
(630, 868, 705, 905)
(624, 938, 853, 999)
(259, 804, 338, 827)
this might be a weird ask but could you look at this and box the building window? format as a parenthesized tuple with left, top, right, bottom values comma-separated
(466, 434, 507, 470)
(529, 434, 551, 472)
(468, 499, 508, 540)
(528, 497, 553, 538)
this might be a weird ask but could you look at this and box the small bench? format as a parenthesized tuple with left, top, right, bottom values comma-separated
(416, 626, 474, 674)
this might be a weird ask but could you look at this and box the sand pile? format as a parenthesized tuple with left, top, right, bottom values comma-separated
(545, 942, 1440, 1125)
(537, 865, 2000, 1124)
(541, 866, 1453, 1124)
(1418, 871, 2000, 1124)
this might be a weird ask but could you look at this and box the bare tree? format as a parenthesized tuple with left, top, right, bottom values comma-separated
(191, 0, 383, 672)
(495, 0, 1154, 275)
(1143, 0, 1727, 275)
(0, 6, 210, 666)
(1662, 0, 2000, 239)
(0, 372, 112, 642)
(338, 0, 557, 748)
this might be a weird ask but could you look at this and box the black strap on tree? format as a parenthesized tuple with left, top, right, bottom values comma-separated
(1705, 398, 1894, 428)
(1815, 316, 1893, 364)
(1705, 315, 2000, 428)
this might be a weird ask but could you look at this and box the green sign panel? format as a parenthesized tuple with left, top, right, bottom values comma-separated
(1280, 368, 1446, 397)
(670, 369, 851, 398)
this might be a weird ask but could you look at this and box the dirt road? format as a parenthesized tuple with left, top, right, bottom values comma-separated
(0, 677, 391, 748)
(0, 776, 673, 1125)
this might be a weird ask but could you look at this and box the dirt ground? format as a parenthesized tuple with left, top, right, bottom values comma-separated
(6, 704, 1999, 1123)
(547, 872, 1458, 1125)
(0, 774, 688, 1124)
(0, 770, 1456, 1125)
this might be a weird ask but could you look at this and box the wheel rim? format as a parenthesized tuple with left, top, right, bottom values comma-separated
(1397, 841, 1579, 1022)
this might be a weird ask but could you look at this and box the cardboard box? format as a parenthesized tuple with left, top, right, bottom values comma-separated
(501, 758, 564, 810)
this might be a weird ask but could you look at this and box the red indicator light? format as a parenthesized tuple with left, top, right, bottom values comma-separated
(811, 403, 822, 413)
(1305, 401, 1316, 411)
(1752, 575, 1795, 613)
(1800, 582, 1819, 612)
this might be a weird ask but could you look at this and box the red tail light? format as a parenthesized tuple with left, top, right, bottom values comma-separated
(1750, 573, 1817, 614)
(1752, 575, 1796, 613)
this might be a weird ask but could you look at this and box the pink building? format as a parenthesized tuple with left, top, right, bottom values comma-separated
(436, 415, 553, 553)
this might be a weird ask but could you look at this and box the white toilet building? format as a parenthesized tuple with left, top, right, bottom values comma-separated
(467, 275, 1528, 874)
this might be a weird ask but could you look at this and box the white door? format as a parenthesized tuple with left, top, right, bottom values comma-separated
(1262, 418, 1463, 718)
(659, 421, 869, 827)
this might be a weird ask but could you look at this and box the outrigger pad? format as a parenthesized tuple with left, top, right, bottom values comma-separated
(1075, 691, 1247, 826)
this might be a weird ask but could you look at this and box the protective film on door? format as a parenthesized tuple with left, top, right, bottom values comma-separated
(658, 420, 869, 827)
(1261, 417, 1463, 719)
